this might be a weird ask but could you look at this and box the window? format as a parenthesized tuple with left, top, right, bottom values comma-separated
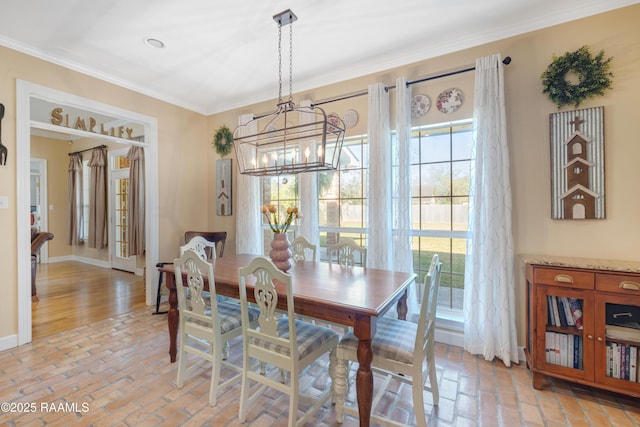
(407, 120, 472, 311)
(260, 120, 472, 312)
(80, 158, 90, 241)
(261, 174, 299, 253)
(318, 135, 369, 258)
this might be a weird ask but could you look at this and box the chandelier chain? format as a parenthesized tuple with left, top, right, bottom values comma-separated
(289, 21, 293, 102)
(277, 22, 283, 103)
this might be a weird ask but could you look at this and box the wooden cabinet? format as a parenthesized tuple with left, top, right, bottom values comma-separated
(525, 257, 640, 398)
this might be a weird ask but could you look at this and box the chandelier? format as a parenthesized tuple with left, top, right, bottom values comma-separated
(233, 9, 345, 176)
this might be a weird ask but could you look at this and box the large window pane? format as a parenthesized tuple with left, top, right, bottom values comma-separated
(408, 119, 472, 311)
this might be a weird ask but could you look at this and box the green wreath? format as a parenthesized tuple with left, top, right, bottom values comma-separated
(541, 46, 613, 109)
(212, 125, 234, 157)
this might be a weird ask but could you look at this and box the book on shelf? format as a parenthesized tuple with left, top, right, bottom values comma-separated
(560, 296, 575, 327)
(545, 331, 583, 369)
(557, 297, 569, 327)
(631, 346, 638, 382)
(550, 296, 561, 327)
(622, 344, 628, 380)
(606, 324, 640, 342)
(568, 298, 584, 330)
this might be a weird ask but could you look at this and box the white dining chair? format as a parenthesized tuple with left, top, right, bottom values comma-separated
(237, 256, 339, 427)
(291, 235, 317, 262)
(334, 254, 441, 427)
(180, 235, 218, 260)
(327, 237, 367, 267)
(174, 249, 258, 406)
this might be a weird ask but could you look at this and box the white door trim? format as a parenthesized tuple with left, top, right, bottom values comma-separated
(109, 148, 137, 274)
(30, 158, 48, 261)
(16, 80, 159, 345)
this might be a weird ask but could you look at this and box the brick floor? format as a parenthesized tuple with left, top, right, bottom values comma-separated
(2, 307, 640, 426)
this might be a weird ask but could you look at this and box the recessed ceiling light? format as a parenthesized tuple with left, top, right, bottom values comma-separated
(144, 37, 165, 49)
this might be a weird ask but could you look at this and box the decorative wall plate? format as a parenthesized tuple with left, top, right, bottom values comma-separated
(411, 94, 431, 117)
(436, 88, 464, 114)
(342, 109, 359, 128)
(327, 113, 343, 130)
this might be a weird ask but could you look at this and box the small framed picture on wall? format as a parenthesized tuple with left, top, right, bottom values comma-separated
(216, 159, 232, 216)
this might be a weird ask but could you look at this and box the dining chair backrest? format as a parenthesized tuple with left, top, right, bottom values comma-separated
(238, 256, 297, 360)
(173, 248, 252, 407)
(334, 253, 441, 427)
(415, 254, 441, 364)
(180, 235, 218, 261)
(327, 237, 366, 267)
(291, 235, 317, 262)
(174, 249, 217, 317)
(184, 231, 227, 259)
(237, 256, 339, 426)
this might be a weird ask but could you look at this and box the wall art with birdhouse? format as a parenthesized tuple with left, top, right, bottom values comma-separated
(216, 159, 232, 216)
(550, 106, 604, 219)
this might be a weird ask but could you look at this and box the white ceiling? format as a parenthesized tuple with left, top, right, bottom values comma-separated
(1, 0, 637, 116)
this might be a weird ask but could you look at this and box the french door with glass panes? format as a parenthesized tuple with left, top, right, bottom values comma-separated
(110, 150, 136, 273)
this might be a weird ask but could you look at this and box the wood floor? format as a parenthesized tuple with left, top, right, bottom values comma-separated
(32, 260, 147, 339)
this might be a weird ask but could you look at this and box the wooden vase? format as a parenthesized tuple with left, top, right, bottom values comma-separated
(269, 233, 292, 272)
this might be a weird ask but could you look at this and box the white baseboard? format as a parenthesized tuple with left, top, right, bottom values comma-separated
(436, 328, 464, 348)
(49, 255, 110, 268)
(0, 334, 18, 352)
(48, 255, 143, 276)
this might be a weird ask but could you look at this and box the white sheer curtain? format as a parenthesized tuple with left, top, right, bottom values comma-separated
(464, 53, 518, 367)
(393, 77, 419, 320)
(367, 83, 392, 270)
(393, 77, 413, 275)
(235, 114, 263, 255)
(297, 100, 319, 260)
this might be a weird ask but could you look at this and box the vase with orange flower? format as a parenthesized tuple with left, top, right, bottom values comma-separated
(261, 204, 299, 272)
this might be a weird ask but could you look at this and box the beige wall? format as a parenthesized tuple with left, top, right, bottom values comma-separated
(0, 44, 209, 341)
(208, 5, 640, 345)
(30, 135, 72, 258)
(1, 5, 638, 347)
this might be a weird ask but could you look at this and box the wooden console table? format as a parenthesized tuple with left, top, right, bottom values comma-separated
(523, 255, 640, 398)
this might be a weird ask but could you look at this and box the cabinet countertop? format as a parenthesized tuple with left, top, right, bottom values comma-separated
(520, 254, 640, 274)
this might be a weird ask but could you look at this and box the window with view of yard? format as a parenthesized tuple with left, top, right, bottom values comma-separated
(317, 134, 368, 257)
(261, 174, 299, 254)
(261, 119, 472, 313)
(406, 119, 472, 312)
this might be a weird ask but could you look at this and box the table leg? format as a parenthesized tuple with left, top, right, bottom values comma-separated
(354, 316, 376, 427)
(166, 273, 178, 363)
(397, 288, 408, 320)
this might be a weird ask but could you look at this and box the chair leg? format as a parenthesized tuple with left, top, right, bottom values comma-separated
(412, 370, 427, 427)
(209, 349, 221, 406)
(333, 357, 349, 424)
(153, 267, 168, 315)
(238, 354, 250, 422)
(176, 337, 187, 388)
(288, 375, 298, 427)
(329, 349, 337, 404)
(428, 359, 439, 406)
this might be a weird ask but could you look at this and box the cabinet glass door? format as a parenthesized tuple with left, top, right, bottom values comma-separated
(537, 287, 593, 381)
(595, 295, 640, 392)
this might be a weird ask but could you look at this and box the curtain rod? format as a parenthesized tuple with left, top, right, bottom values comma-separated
(311, 56, 511, 107)
(68, 144, 107, 156)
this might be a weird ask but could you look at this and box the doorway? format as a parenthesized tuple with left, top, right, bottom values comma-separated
(17, 80, 160, 346)
(109, 149, 137, 273)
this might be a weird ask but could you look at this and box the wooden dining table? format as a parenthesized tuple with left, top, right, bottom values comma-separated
(159, 253, 416, 427)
